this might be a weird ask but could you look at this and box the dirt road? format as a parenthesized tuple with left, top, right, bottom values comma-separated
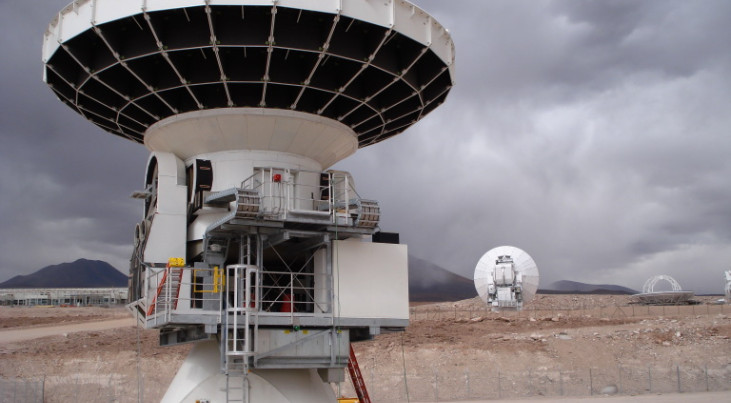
(0, 318, 134, 343)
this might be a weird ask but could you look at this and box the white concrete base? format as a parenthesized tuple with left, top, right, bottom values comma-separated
(161, 340, 337, 403)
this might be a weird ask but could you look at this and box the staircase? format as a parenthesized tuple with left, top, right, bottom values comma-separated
(146, 259, 185, 318)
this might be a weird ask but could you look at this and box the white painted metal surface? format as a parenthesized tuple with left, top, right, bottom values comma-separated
(141, 152, 188, 263)
(474, 246, 539, 309)
(43, 0, 455, 148)
(161, 340, 336, 402)
(43, 0, 455, 79)
(331, 240, 409, 320)
(642, 275, 682, 293)
(146, 109, 358, 168)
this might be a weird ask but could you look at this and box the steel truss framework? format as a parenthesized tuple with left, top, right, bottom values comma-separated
(45, 5, 453, 148)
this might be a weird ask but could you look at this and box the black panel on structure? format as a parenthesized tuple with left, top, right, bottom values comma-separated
(373, 232, 400, 244)
(195, 159, 213, 192)
(44, 5, 453, 149)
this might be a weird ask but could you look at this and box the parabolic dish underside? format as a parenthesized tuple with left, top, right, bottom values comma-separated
(43, 0, 455, 148)
(474, 246, 539, 304)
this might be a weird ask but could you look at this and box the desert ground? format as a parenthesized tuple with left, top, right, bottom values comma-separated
(0, 295, 729, 402)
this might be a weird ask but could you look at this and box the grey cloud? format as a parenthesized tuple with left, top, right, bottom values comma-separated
(2, 0, 729, 294)
(338, 0, 731, 292)
(0, 0, 147, 279)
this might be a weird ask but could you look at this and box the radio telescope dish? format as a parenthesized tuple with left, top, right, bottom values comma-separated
(42, 1, 455, 401)
(633, 275, 694, 305)
(42, 0, 455, 158)
(474, 246, 539, 310)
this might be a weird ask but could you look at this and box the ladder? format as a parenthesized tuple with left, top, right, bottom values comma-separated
(225, 364, 247, 403)
(146, 259, 185, 317)
(347, 344, 371, 403)
(223, 264, 258, 403)
(171, 265, 184, 309)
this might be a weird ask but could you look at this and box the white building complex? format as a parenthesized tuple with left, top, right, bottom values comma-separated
(0, 288, 128, 306)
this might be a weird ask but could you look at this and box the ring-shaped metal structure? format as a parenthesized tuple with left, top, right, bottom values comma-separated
(642, 274, 682, 294)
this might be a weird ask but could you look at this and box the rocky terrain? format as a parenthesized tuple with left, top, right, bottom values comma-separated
(0, 295, 729, 402)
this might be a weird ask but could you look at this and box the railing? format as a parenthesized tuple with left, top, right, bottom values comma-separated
(224, 264, 258, 358)
(240, 168, 325, 218)
(238, 168, 367, 227)
(338, 363, 731, 402)
(0, 377, 43, 403)
(143, 265, 223, 328)
(258, 270, 330, 317)
(410, 299, 729, 321)
(140, 261, 332, 328)
(6, 360, 729, 403)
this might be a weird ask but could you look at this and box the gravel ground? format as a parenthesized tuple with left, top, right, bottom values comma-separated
(0, 295, 729, 402)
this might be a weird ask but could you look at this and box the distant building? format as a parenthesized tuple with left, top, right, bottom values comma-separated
(0, 288, 128, 306)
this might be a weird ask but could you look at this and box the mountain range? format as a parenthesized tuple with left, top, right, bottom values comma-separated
(0, 258, 638, 300)
(0, 259, 127, 288)
(543, 280, 638, 295)
(408, 256, 476, 301)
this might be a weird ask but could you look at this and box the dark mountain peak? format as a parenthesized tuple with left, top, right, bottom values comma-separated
(543, 280, 638, 295)
(0, 260, 127, 288)
(409, 256, 475, 302)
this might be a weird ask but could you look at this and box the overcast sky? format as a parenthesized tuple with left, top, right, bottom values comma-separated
(1, 0, 730, 293)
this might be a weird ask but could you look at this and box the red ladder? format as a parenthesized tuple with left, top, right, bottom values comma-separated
(171, 266, 184, 309)
(146, 262, 185, 315)
(347, 344, 371, 403)
(146, 266, 169, 316)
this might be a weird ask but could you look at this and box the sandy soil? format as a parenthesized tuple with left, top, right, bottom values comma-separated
(0, 305, 129, 329)
(0, 295, 729, 402)
(413, 390, 731, 403)
(0, 307, 190, 402)
(338, 296, 729, 401)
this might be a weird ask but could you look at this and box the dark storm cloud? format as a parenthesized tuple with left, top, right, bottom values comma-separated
(336, 0, 731, 293)
(0, 0, 147, 278)
(1, 1, 729, 294)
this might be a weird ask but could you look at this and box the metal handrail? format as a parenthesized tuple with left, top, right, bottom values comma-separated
(225, 264, 258, 357)
(143, 266, 224, 327)
(236, 167, 366, 226)
(257, 270, 331, 318)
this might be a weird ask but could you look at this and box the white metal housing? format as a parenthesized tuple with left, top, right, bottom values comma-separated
(43, 0, 453, 401)
(331, 240, 409, 320)
(474, 246, 539, 310)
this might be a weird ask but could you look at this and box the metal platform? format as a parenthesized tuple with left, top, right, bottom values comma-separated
(632, 291, 695, 305)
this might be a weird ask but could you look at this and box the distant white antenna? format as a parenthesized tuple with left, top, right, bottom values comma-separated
(633, 275, 694, 305)
(474, 246, 539, 310)
(642, 274, 682, 293)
